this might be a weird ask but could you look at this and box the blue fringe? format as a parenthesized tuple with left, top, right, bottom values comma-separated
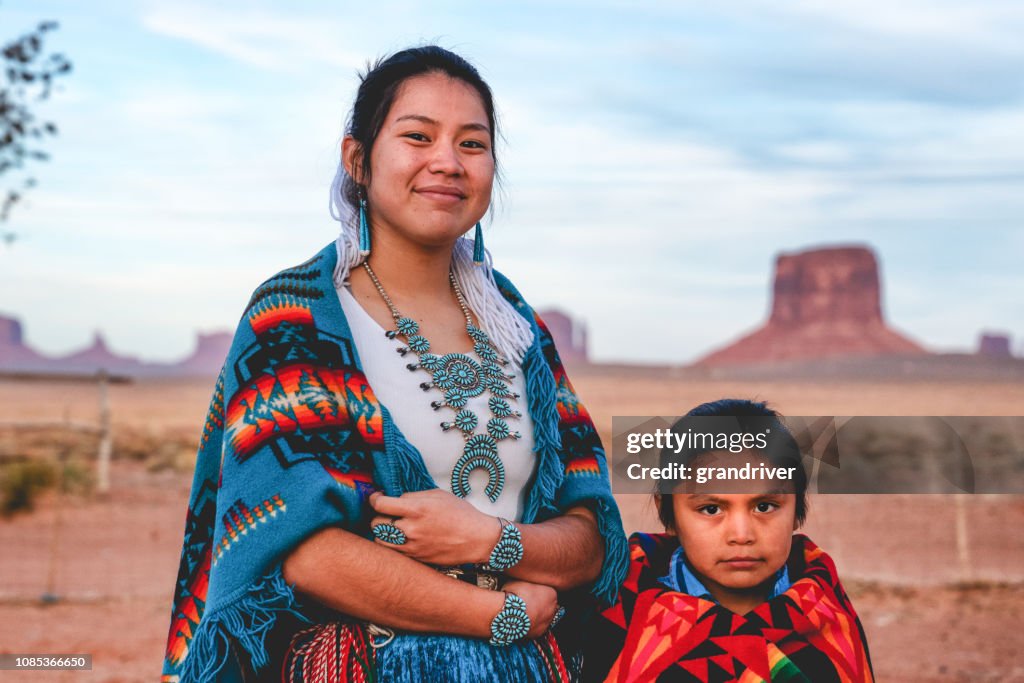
(514, 309, 628, 605)
(178, 565, 307, 681)
(519, 342, 564, 524)
(379, 406, 439, 495)
(375, 633, 554, 682)
(591, 497, 630, 606)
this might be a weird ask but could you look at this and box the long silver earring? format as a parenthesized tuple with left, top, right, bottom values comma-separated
(358, 187, 371, 257)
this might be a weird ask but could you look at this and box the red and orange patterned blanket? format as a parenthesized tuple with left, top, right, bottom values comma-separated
(585, 533, 874, 683)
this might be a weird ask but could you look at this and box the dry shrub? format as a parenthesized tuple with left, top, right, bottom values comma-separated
(0, 454, 98, 516)
(115, 427, 198, 473)
(60, 456, 95, 496)
(0, 428, 97, 463)
(1, 459, 58, 516)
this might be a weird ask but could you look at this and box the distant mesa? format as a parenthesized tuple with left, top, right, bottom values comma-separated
(697, 245, 926, 366)
(58, 331, 145, 373)
(0, 315, 47, 366)
(0, 315, 21, 346)
(2, 252, 1016, 379)
(537, 309, 589, 366)
(173, 332, 233, 375)
(977, 332, 1012, 359)
(0, 313, 231, 377)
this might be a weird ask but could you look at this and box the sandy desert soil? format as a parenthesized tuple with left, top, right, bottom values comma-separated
(1, 373, 1023, 682)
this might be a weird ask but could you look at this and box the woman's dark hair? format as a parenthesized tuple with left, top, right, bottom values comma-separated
(341, 45, 499, 210)
(656, 398, 808, 529)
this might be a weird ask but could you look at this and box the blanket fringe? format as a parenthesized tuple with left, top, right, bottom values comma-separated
(591, 497, 629, 606)
(179, 566, 307, 681)
(375, 631, 568, 682)
(381, 406, 439, 495)
(520, 342, 564, 524)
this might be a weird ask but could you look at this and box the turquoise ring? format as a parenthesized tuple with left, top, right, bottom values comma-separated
(550, 606, 566, 629)
(372, 520, 406, 545)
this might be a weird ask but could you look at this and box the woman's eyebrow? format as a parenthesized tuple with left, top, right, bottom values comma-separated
(395, 114, 437, 126)
(394, 113, 490, 133)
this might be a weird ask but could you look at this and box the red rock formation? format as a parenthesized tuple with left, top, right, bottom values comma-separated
(57, 331, 145, 373)
(537, 309, 589, 366)
(697, 245, 925, 366)
(0, 315, 22, 346)
(174, 331, 233, 375)
(0, 313, 48, 366)
(0, 312, 236, 377)
(978, 333, 1012, 359)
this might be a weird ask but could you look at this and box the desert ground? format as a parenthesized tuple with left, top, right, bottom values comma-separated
(1, 370, 1023, 682)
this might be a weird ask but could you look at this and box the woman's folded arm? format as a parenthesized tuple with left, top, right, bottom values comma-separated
(282, 526, 557, 638)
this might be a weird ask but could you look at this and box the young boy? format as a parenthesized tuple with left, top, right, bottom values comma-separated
(585, 399, 874, 682)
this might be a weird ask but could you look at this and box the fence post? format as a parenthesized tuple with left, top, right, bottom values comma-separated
(954, 494, 972, 582)
(96, 371, 112, 495)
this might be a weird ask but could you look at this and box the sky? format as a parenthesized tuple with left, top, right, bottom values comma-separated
(1, 0, 1022, 364)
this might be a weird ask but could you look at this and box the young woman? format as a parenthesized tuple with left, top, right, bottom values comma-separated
(162, 46, 627, 682)
(584, 400, 873, 682)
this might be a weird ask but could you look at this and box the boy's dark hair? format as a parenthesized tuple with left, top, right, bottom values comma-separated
(656, 398, 808, 529)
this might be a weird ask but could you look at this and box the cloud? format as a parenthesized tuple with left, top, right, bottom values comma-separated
(6, 0, 1021, 363)
(741, 0, 1024, 49)
(141, 3, 364, 72)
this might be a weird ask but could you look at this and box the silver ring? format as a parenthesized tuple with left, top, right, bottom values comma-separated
(550, 605, 566, 629)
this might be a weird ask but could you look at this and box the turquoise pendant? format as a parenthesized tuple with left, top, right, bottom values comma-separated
(396, 317, 419, 336)
(368, 265, 521, 505)
(431, 353, 486, 397)
(451, 434, 505, 502)
(489, 397, 515, 418)
(454, 410, 478, 431)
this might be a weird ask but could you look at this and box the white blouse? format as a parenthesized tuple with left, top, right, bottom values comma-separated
(337, 284, 537, 521)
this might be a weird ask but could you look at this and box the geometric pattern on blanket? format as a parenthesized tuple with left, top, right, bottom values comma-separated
(598, 533, 874, 683)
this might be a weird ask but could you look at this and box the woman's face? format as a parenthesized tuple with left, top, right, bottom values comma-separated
(348, 71, 495, 253)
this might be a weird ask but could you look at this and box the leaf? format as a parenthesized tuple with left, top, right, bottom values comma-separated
(0, 18, 72, 225)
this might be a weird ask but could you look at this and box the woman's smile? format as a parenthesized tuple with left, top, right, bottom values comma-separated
(414, 183, 468, 205)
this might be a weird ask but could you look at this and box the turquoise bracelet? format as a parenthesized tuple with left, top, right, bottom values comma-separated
(484, 517, 523, 571)
(489, 592, 530, 646)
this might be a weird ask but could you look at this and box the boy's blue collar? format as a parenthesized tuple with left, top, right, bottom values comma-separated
(658, 545, 790, 603)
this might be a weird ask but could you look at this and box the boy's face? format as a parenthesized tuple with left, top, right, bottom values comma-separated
(669, 460, 798, 608)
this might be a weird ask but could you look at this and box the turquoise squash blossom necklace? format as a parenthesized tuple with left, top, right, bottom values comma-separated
(363, 261, 522, 503)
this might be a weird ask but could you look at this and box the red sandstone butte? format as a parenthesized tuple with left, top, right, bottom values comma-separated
(697, 245, 926, 366)
(538, 309, 589, 366)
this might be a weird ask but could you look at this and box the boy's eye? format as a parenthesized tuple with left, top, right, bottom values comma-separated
(755, 502, 779, 513)
(697, 504, 721, 516)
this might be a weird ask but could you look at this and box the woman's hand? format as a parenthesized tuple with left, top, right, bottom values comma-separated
(501, 580, 558, 640)
(369, 489, 501, 566)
